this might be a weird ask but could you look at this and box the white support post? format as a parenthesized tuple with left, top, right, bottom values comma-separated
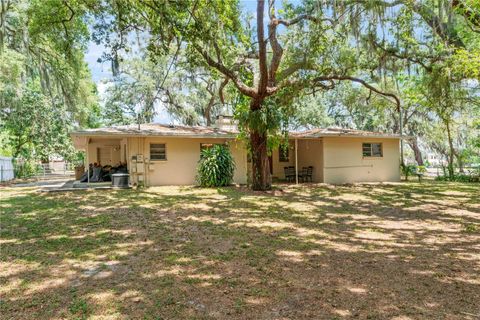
(86, 141, 90, 185)
(295, 138, 298, 185)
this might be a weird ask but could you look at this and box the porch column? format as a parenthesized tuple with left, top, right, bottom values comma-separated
(295, 138, 298, 184)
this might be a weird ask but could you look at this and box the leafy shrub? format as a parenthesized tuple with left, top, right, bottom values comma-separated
(417, 165, 427, 174)
(445, 174, 479, 183)
(196, 144, 235, 187)
(435, 168, 480, 183)
(13, 159, 40, 179)
(401, 164, 417, 181)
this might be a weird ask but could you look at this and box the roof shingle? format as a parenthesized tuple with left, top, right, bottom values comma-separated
(71, 124, 404, 139)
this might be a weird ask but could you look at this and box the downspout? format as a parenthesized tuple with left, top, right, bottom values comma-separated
(295, 138, 298, 185)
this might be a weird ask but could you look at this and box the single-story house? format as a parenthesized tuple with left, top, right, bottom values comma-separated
(70, 119, 403, 186)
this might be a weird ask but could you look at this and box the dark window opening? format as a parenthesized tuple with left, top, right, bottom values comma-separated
(150, 143, 166, 160)
(362, 143, 383, 157)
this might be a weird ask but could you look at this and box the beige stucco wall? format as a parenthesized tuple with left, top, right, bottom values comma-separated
(271, 141, 296, 179)
(297, 139, 324, 182)
(322, 137, 400, 184)
(126, 137, 247, 186)
(270, 140, 323, 182)
(86, 138, 122, 166)
(81, 135, 400, 185)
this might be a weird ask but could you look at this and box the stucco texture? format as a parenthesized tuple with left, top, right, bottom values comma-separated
(126, 137, 247, 186)
(322, 137, 400, 184)
(82, 136, 400, 186)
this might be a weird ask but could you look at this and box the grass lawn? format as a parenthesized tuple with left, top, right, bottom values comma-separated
(1, 182, 479, 319)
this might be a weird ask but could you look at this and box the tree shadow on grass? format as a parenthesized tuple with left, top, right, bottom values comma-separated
(0, 182, 479, 319)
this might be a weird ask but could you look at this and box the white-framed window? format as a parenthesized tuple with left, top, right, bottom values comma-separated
(362, 143, 383, 157)
(150, 143, 167, 161)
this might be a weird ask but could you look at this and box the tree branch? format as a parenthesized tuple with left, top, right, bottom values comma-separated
(193, 44, 256, 97)
(312, 75, 401, 111)
(267, 0, 283, 87)
(256, 0, 268, 99)
(219, 78, 229, 104)
(347, 0, 465, 48)
(370, 40, 441, 71)
(276, 14, 334, 26)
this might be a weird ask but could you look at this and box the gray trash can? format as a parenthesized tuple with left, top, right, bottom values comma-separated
(112, 173, 129, 188)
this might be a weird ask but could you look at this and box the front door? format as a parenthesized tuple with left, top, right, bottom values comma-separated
(268, 156, 273, 174)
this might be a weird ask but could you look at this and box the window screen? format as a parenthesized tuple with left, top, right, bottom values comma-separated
(150, 143, 166, 160)
(362, 143, 383, 157)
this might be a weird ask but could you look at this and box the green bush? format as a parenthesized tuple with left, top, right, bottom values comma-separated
(435, 166, 480, 183)
(417, 165, 427, 174)
(435, 174, 479, 183)
(196, 144, 235, 187)
(401, 164, 417, 181)
(13, 159, 40, 179)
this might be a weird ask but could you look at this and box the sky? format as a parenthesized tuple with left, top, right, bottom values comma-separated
(84, 3, 258, 86)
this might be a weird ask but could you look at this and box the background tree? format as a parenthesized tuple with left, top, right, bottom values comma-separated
(101, 48, 231, 126)
(0, 0, 100, 162)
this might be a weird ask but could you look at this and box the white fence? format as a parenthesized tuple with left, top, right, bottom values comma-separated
(0, 156, 14, 182)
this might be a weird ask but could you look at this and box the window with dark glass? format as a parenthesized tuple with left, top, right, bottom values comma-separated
(279, 145, 289, 162)
(362, 143, 383, 157)
(150, 143, 166, 160)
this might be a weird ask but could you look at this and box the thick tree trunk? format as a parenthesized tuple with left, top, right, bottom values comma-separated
(204, 95, 214, 127)
(456, 153, 465, 173)
(407, 138, 424, 166)
(250, 130, 271, 190)
(249, 99, 271, 190)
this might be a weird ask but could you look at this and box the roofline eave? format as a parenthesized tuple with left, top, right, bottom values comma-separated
(69, 132, 238, 139)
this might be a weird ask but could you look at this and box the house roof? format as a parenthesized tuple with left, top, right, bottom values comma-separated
(70, 123, 237, 138)
(290, 127, 404, 139)
(70, 123, 404, 139)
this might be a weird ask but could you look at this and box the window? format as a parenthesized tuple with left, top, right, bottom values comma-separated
(200, 143, 222, 157)
(362, 143, 383, 157)
(279, 145, 289, 162)
(150, 143, 166, 160)
(200, 143, 219, 151)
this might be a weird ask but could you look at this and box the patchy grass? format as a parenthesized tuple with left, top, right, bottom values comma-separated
(0, 181, 479, 319)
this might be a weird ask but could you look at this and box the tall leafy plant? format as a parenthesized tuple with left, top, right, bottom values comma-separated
(196, 145, 235, 187)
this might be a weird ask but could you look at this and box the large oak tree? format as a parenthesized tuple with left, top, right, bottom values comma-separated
(104, 0, 406, 190)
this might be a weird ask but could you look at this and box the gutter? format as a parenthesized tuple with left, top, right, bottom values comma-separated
(69, 132, 238, 139)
